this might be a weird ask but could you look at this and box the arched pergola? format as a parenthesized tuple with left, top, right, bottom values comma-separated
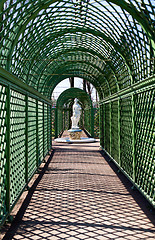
(55, 87, 94, 138)
(0, 0, 154, 98)
(0, 0, 154, 226)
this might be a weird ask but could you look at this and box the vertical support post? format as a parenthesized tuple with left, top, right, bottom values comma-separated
(83, 109, 85, 130)
(69, 109, 71, 129)
(50, 105, 52, 148)
(99, 104, 103, 147)
(47, 104, 51, 152)
(25, 94, 28, 183)
(118, 98, 121, 166)
(6, 84, 11, 214)
(60, 109, 62, 135)
(36, 99, 39, 168)
(99, 105, 101, 146)
(63, 110, 65, 132)
(82, 108, 84, 129)
(63, 109, 65, 131)
(132, 94, 136, 182)
(67, 108, 69, 130)
(82, 109, 84, 130)
(69, 77, 74, 88)
(58, 110, 60, 135)
(47, 104, 49, 151)
(83, 79, 86, 92)
(110, 101, 112, 155)
(43, 102, 45, 157)
(0, 4, 3, 42)
(59, 110, 60, 135)
(103, 104, 106, 148)
(91, 106, 94, 137)
(55, 108, 57, 138)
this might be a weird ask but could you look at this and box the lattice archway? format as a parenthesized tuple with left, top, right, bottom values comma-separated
(0, 0, 154, 98)
(55, 87, 94, 137)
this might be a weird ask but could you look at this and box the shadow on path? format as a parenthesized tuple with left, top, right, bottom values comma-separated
(1, 142, 155, 240)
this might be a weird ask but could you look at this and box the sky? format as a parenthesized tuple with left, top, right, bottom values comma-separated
(52, 77, 98, 102)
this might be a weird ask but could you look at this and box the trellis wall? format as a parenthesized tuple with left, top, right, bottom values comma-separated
(84, 107, 94, 137)
(63, 109, 71, 131)
(55, 108, 64, 138)
(94, 108, 99, 138)
(0, 69, 52, 226)
(55, 108, 82, 138)
(84, 107, 100, 138)
(100, 76, 155, 207)
(51, 108, 56, 139)
(84, 108, 91, 136)
(55, 105, 95, 138)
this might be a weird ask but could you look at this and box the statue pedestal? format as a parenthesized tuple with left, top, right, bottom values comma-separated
(68, 129, 82, 140)
(55, 128, 96, 143)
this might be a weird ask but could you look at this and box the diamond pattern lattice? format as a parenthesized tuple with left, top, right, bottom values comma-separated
(104, 103, 110, 153)
(28, 97, 37, 180)
(38, 101, 44, 165)
(64, 109, 70, 131)
(10, 90, 26, 206)
(0, 84, 7, 223)
(111, 100, 119, 163)
(52, 108, 55, 139)
(135, 89, 155, 203)
(120, 97, 133, 177)
(94, 108, 99, 138)
(44, 103, 48, 156)
(84, 109, 91, 134)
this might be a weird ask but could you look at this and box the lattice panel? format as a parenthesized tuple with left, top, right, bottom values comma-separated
(79, 109, 84, 130)
(99, 105, 104, 147)
(47, 105, 52, 149)
(104, 103, 110, 153)
(111, 100, 119, 163)
(94, 108, 99, 138)
(38, 101, 44, 165)
(44, 104, 48, 156)
(64, 109, 70, 130)
(1, 0, 154, 98)
(135, 89, 155, 202)
(120, 97, 133, 177)
(63, 110, 67, 130)
(52, 108, 55, 139)
(57, 109, 63, 137)
(0, 84, 7, 222)
(10, 90, 26, 206)
(84, 109, 91, 135)
(84, 110, 87, 131)
(28, 97, 37, 180)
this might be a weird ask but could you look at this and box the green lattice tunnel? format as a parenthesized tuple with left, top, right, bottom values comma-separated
(0, 0, 155, 226)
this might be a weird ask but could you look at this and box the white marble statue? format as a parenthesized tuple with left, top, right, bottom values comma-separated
(71, 98, 81, 129)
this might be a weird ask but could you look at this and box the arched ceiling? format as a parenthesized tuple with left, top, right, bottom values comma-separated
(56, 87, 92, 109)
(0, 0, 154, 99)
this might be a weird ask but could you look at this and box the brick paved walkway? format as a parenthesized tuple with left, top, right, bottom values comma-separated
(1, 132, 155, 239)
